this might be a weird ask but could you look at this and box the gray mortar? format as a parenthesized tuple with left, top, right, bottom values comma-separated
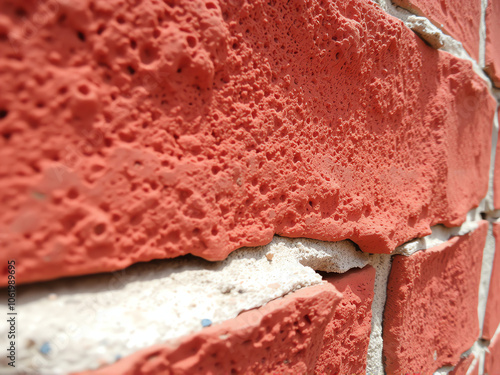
(365, 254, 392, 375)
(0, 237, 367, 374)
(480, 0, 489, 68)
(395, 211, 483, 257)
(5, 216, 493, 375)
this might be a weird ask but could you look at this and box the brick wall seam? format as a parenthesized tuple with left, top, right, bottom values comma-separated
(395, 208, 484, 256)
(479, 220, 498, 336)
(8, 210, 489, 374)
(374, 0, 493, 88)
(484, 323, 500, 374)
(6, 237, 363, 374)
(365, 254, 392, 375)
(480, 0, 489, 68)
(2, 0, 500, 372)
(482, 108, 499, 213)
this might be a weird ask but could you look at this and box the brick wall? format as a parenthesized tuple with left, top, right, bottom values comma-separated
(1, 0, 499, 374)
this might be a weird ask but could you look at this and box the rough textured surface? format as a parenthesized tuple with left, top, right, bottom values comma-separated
(0, 0, 495, 285)
(391, 0, 481, 61)
(383, 221, 487, 374)
(485, 331, 500, 375)
(485, 0, 500, 86)
(483, 223, 500, 340)
(449, 354, 475, 375)
(315, 265, 375, 374)
(365, 254, 392, 375)
(76, 283, 342, 375)
(0, 236, 365, 374)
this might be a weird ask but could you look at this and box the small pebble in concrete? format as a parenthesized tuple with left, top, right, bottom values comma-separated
(40, 342, 51, 355)
(201, 319, 212, 327)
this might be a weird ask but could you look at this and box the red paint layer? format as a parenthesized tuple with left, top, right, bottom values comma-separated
(485, 331, 500, 375)
(483, 222, 500, 340)
(0, 0, 495, 284)
(315, 265, 375, 375)
(76, 283, 342, 375)
(392, 0, 481, 61)
(383, 221, 488, 374)
(485, 0, 500, 87)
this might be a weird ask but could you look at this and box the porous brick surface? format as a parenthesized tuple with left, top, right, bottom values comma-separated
(485, 331, 500, 375)
(392, 0, 481, 61)
(485, 0, 500, 87)
(0, 0, 495, 284)
(315, 265, 376, 374)
(383, 221, 488, 374)
(483, 222, 500, 340)
(76, 283, 342, 375)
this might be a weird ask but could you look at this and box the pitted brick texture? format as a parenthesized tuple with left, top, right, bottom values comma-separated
(391, 0, 481, 61)
(76, 283, 342, 375)
(483, 222, 500, 340)
(383, 221, 487, 374)
(0, 0, 495, 284)
(485, 0, 500, 87)
(315, 266, 375, 375)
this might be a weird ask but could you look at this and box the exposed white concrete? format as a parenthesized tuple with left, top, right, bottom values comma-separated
(434, 365, 454, 375)
(365, 253, 392, 375)
(395, 212, 482, 256)
(469, 339, 489, 375)
(0, 237, 368, 374)
(480, 0, 489, 68)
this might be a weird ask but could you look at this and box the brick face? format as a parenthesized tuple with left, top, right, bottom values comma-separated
(483, 223, 500, 340)
(0, 0, 498, 373)
(391, 0, 481, 61)
(485, 0, 500, 87)
(315, 266, 376, 374)
(78, 283, 342, 375)
(0, 0, 495, 285)
(383, 221, 488, 374)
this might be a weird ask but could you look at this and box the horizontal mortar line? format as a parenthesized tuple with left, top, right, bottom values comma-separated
(2, 205, 490, 374)
(375, 0, 496, 90)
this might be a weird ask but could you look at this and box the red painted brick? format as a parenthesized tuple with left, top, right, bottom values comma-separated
(76, 283, 342, 375)
(485, 332, 500, 375)
(450, 355, 475, 375)
(485, 0, 500, 87)
(0, 0, 495, 284)
(315, 265, 376, 374)
(484, 223, 500, 340)
(392, 0, 481, 61)
(384, 221, 488, 374)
